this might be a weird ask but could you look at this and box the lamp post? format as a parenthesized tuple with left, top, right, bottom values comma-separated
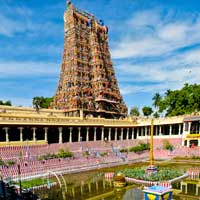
(119, 136, 121, 150)
(17, 164, 22, 195)
(26, 139, 30, 160)
(0, 169, 6, 199)
(80, 136, 83, 151)
(147, 119, 157, 174)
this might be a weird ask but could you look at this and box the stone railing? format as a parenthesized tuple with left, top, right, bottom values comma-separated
(0, 105, 189, 127)
(0, 114, 136, 127)
(136, 115, 184, 126)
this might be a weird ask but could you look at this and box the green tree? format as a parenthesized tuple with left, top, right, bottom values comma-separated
(33, 97, 41, 111)
(32, 96, 53, 110)
(142, 106, 153, 117)
(40, 97, 53, 108)
(0, 100, 12, 106)
(153, 112, 160, 118)
(130, 106, 140, 116)
(152, 93, 161, 109)
(4, 100, 12, 106)
(157, 83, 200, 116)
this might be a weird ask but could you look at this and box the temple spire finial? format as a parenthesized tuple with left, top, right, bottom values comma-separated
(67, 0, 72, 6)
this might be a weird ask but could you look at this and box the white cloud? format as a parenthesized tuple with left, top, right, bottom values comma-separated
(0, 61, 60, 77)
(158, 23, 189, 42)
(111, 8, 200, 99)
(128, 9, 161, 28)
(0, 14, 27, 37)
(116, 47, 200, 96)
(120, 81, 185, 96)
(111, 9, 200, 59)
(112, 37, 171, 58)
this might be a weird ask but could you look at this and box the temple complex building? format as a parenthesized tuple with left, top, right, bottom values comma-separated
(52, 1, 127, 119)
(0, 105, 200, 147)
(0, 1, 199, 148)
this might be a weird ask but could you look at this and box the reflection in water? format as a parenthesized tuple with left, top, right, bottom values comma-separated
(34, 167, 200, 200)
(122, 188, 143, 200)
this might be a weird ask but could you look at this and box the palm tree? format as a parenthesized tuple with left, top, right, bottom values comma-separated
(152, 93, 161, 109)
(32, 97, 41, 112)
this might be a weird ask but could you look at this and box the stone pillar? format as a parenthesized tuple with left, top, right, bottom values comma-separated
(101, 127, 104, 142)
(159, 126, 162, 136)
(137, 128, 139, 137)
(58, 127, 63, 144)
(80, 185, 83, 194)
(108, 128, 111, 141)
(183, 122, 186, 132)
(86, 127, 89, 142)
(18, 127, 23, 142)
(196, 185, 199, 196)
(78, 127, 81, 142)
(115, 128, 117, 141)
(180, 182, 183, 192)
(141, 127, 144, 136)
(156, 126, 158, 135)
(144, 127, 147, 137)
(103, 180, 105, 189)
(185, 183, 188, 194)
(199, 122, 200, 133)
(4, 127, 9, 143)
(44, 127, 48, 142)
(96, 182, 98, 192)
(169, 125, 172, 136)
(72, 187, 75, 197)
(187, 140, 190, 147)
(120, 128, 123, 140)
(126, 128, 129, 140)
(148, 126, 151, 136)
(188, 122, 191, 134)
(94, 127, 97, 141)
(178, 124, 181, 135)
(69, 127, 73, 143)
(88, 183, 91, 193)
(32, 127, 37, 142)
(132, 128, 134, 139)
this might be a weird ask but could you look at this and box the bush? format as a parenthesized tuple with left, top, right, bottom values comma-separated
(38, 153, 58, 161)
(57, 149, 73, 158)
(163, 140, 174, 151)
(129, 143, 150, 153)
(100, 152, 108, 157)
(7, 160, 16, 166)
(38, 149, 73, 161)
(120, 148, 128, 153)
(0, 159, 6, 166)
(82, 151, 90, 157)
(119, 167, 183, 181)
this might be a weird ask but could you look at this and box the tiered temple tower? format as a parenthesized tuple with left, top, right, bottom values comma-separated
(53, 1, 128, 118)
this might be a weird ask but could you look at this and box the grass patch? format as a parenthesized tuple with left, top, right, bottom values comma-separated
(173, 156, 200, 160)
(120, 143, 150, 153)
(15, 178, 52, 189)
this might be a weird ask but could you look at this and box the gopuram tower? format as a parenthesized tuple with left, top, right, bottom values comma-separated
(53, 1, 128, 119)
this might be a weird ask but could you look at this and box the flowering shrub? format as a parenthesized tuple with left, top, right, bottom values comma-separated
(119, 167, 183, 181)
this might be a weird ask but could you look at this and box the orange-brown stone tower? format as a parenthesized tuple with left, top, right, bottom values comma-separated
(53, 1, 127, 118)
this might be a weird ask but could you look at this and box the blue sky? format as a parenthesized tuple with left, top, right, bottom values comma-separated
(0, 0, 200, 113)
